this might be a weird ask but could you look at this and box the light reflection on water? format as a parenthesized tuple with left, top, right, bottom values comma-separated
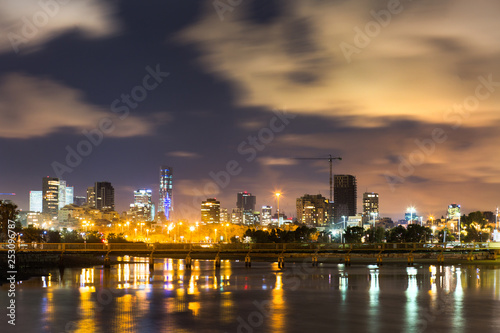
(2, 259, 500, 333)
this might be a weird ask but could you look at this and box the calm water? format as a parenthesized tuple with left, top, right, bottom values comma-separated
(2, 258, 500, 333)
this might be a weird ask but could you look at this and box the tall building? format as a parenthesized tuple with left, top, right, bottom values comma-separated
(261, 206, 272, 226)
(236, 191, 256, 225)
(334, 175, 357, 223)
(94, 182, 115, 210)
(87, 186, 95, 207)
(132, 189, 154, 221)
(42, 177, 59, 217)
(296, 194, 331, 227)
(58, 180, 66, 209)
(363, 192, 379, 217)
(237, 192, 256, 211)
(201, 198, 220, 224)
(159, 166, 173, 220)
(29, 191, 43, 212)
(65, 186, 74, 206)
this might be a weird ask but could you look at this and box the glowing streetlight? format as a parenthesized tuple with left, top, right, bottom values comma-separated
(189, 226, 195, 243)
(275, 192, 281, 226)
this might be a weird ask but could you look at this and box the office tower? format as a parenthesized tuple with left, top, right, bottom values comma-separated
(231, 208, 243, 224)
(58, 180, 66, 209)
(237, 191, 256, 211)
(201, 198, 220, 223)
(133, 189, 153, 221)
(296, 194, 330, 227)
(66, 186, 74, 206)
(261, 206, 272, 226)
(94, 182, 115, 210)
(159, 166, 173, 220)
(87, 186, 96, 207)
(334, 175, 357, 223)
(74, 196, 87, 206)
(42, 176, 59, 217)
(29, 191, 43, 212)
(236, 191, 256, 225)
(363, 192, 379, 217)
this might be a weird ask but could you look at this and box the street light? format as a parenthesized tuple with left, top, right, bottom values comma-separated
(189, 226, 195, 243)
(275, 192, 281, 226)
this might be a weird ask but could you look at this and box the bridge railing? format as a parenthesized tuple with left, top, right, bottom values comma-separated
(1, 242, 498, 252)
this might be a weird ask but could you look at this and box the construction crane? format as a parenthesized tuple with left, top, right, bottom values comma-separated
(294, 155, 342, 203)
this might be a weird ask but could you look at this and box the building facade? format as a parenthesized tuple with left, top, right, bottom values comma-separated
(42, 177, 59, 218)
(94, 182, 115, 210)
(159, 166, 173, 220)
(296, 194, 331, 227)
(29, 190, 43, 212)
(334, 175, 357, 223)
(363, 192, 379, 218)
(201, 198, 220, 224)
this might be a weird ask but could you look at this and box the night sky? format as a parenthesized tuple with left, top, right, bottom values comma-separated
(1, 0, 500, 221)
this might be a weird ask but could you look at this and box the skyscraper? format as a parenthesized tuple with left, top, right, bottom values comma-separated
(94, 182, 115, 210)
(58, 180, 66, 209)
(65, 186, 74, 206)
(132, 189, 154, 221)
(236, 191, 256, 225)
(159, 166, 173, 220)
(237, 192, 256, 211)
(363, 192, 379, 217)
(29, 191, 43, 212)
(42, 177, 59, 217)
(201, 198, 220, 224)
(334, 175, 357, 223)
(87, 186, 96, 207)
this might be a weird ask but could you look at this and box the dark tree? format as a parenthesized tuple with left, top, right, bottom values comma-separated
(0, 200, 19, 241)
(343, 226, 364, 243)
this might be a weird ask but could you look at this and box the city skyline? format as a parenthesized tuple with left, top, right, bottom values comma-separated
(1, 1, 500, 222)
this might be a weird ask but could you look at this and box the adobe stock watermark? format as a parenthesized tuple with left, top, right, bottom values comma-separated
(51, 64, 169, 178)
(6, 220, 17, 326)
(213, 0, 244, 21)
(385, 74, 499, 190)
(7, 0, 71, 54)
(176, 108, 296, 218)
(339, 0, 404, 64)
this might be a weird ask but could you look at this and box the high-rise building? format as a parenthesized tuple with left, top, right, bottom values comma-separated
(296, 194, 331, 227)
(334, 175, 357, 223)
(363, 192, 379, 217)
(132, 189, 153, 221)
(159, 166, 173, 220)
(58, 180, 66, 209)
(87, 186, 95, 207)
(29, 191, 43, 212)
(42, 177, 59, 217)
(201, 198, 220, 224)
(237, 192, 256, 211)
(236, 191, 256, 225)
(94, 182, 114, 210)
(261, 206, 272, 226)
(66, 186, 74, 206)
